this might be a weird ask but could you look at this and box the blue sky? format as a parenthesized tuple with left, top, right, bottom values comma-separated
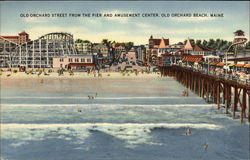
(0, 1, 249, 45)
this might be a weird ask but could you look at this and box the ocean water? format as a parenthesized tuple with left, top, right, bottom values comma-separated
(0, 76, 249, 160)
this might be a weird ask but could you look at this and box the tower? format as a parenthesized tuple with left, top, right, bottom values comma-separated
(232, 30, 247, 58)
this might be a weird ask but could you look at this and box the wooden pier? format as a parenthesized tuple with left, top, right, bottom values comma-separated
(159, 65, 250, 123)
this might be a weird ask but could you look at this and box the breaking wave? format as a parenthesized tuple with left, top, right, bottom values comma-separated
(1, 96, 201, 100)
(1, 103, 215, 108)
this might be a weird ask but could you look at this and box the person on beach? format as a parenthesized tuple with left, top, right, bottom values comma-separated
(182, 89, 189, 97)
(40, 79, 44, 83)
(182, 90, 186, 96)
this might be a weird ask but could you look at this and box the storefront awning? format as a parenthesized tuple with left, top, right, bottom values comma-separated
(243, 64, 250, 68)
(217, 62, 225, 67)
(235, 64, 245, 67)
(227, 63, 235, 67)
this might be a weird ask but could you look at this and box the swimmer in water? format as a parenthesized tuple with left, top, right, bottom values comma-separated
(88, 95, 94, 99)
(185, 128, 191, 136)
(202, 143, 208, 150)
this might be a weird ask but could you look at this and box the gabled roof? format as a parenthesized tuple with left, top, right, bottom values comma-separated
(184, 39, 193, 50)
(159, 38, 166, 48)
(193, 44, 214, 52)
(149, 36, 169, 46)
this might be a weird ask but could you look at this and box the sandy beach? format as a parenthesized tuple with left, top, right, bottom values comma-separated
(0, 70, 161, 80)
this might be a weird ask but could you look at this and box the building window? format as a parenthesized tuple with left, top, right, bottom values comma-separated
(75, 58, 79, 62)
(87, 59, 91, 63)
(81, 58, 85, 62)
(69, 58, 73, 62)
(60, 58, 64, 62)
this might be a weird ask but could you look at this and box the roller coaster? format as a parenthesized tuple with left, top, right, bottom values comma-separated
(0, 32, 77, 68)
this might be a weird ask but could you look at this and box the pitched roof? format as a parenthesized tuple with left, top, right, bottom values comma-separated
(234, 30, 244, 35)
(193, 44, 214, 52)
(114, 43, 125, 47)
(19, 31, 29, 35)
(149, 38, 169, 46)
(159, 38, 166, 48)
(184, 39, 193, 50)
(182, 55, 203, 62)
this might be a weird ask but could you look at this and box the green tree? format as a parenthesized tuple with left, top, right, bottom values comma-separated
(83, 40, 91, 43)
(196, 39, 202, 45)
(245, 41, 250, 49)
(125, 42, 134, 51)
(177, 42, 184, 45)
(207, 39, 215, 48)
(102, 39, 112, 48)
(75, 39, 83, 43)
(202, 40, 208, 47)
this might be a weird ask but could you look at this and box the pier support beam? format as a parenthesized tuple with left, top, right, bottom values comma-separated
(241, 89, 247, 123)
(233, 86, 238, 119)
(217, 82, 220, 109)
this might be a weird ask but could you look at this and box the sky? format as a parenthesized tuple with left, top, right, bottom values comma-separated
(0, 1, 249, 45)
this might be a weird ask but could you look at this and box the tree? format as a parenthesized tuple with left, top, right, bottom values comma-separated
(102, 39, 112, 48)
(125, 42, 134, 51)
(83, 40, 91, 43)
(75, 39, 91, 43)
(177, 42, 184, 45)
(202, 40, 208, 47)
(75, 39, 83, 43)
(245, 41, 250, 49)
(207, 39, 215, 48)
(196, 39, 202, 45)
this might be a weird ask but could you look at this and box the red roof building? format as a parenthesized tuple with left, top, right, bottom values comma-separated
(149, 35, 169, 49)
(184, 39, 193, 54)
(0, 31, 31, 44)
(192, 44, 214, 56)
(182, 55, 203, 63)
